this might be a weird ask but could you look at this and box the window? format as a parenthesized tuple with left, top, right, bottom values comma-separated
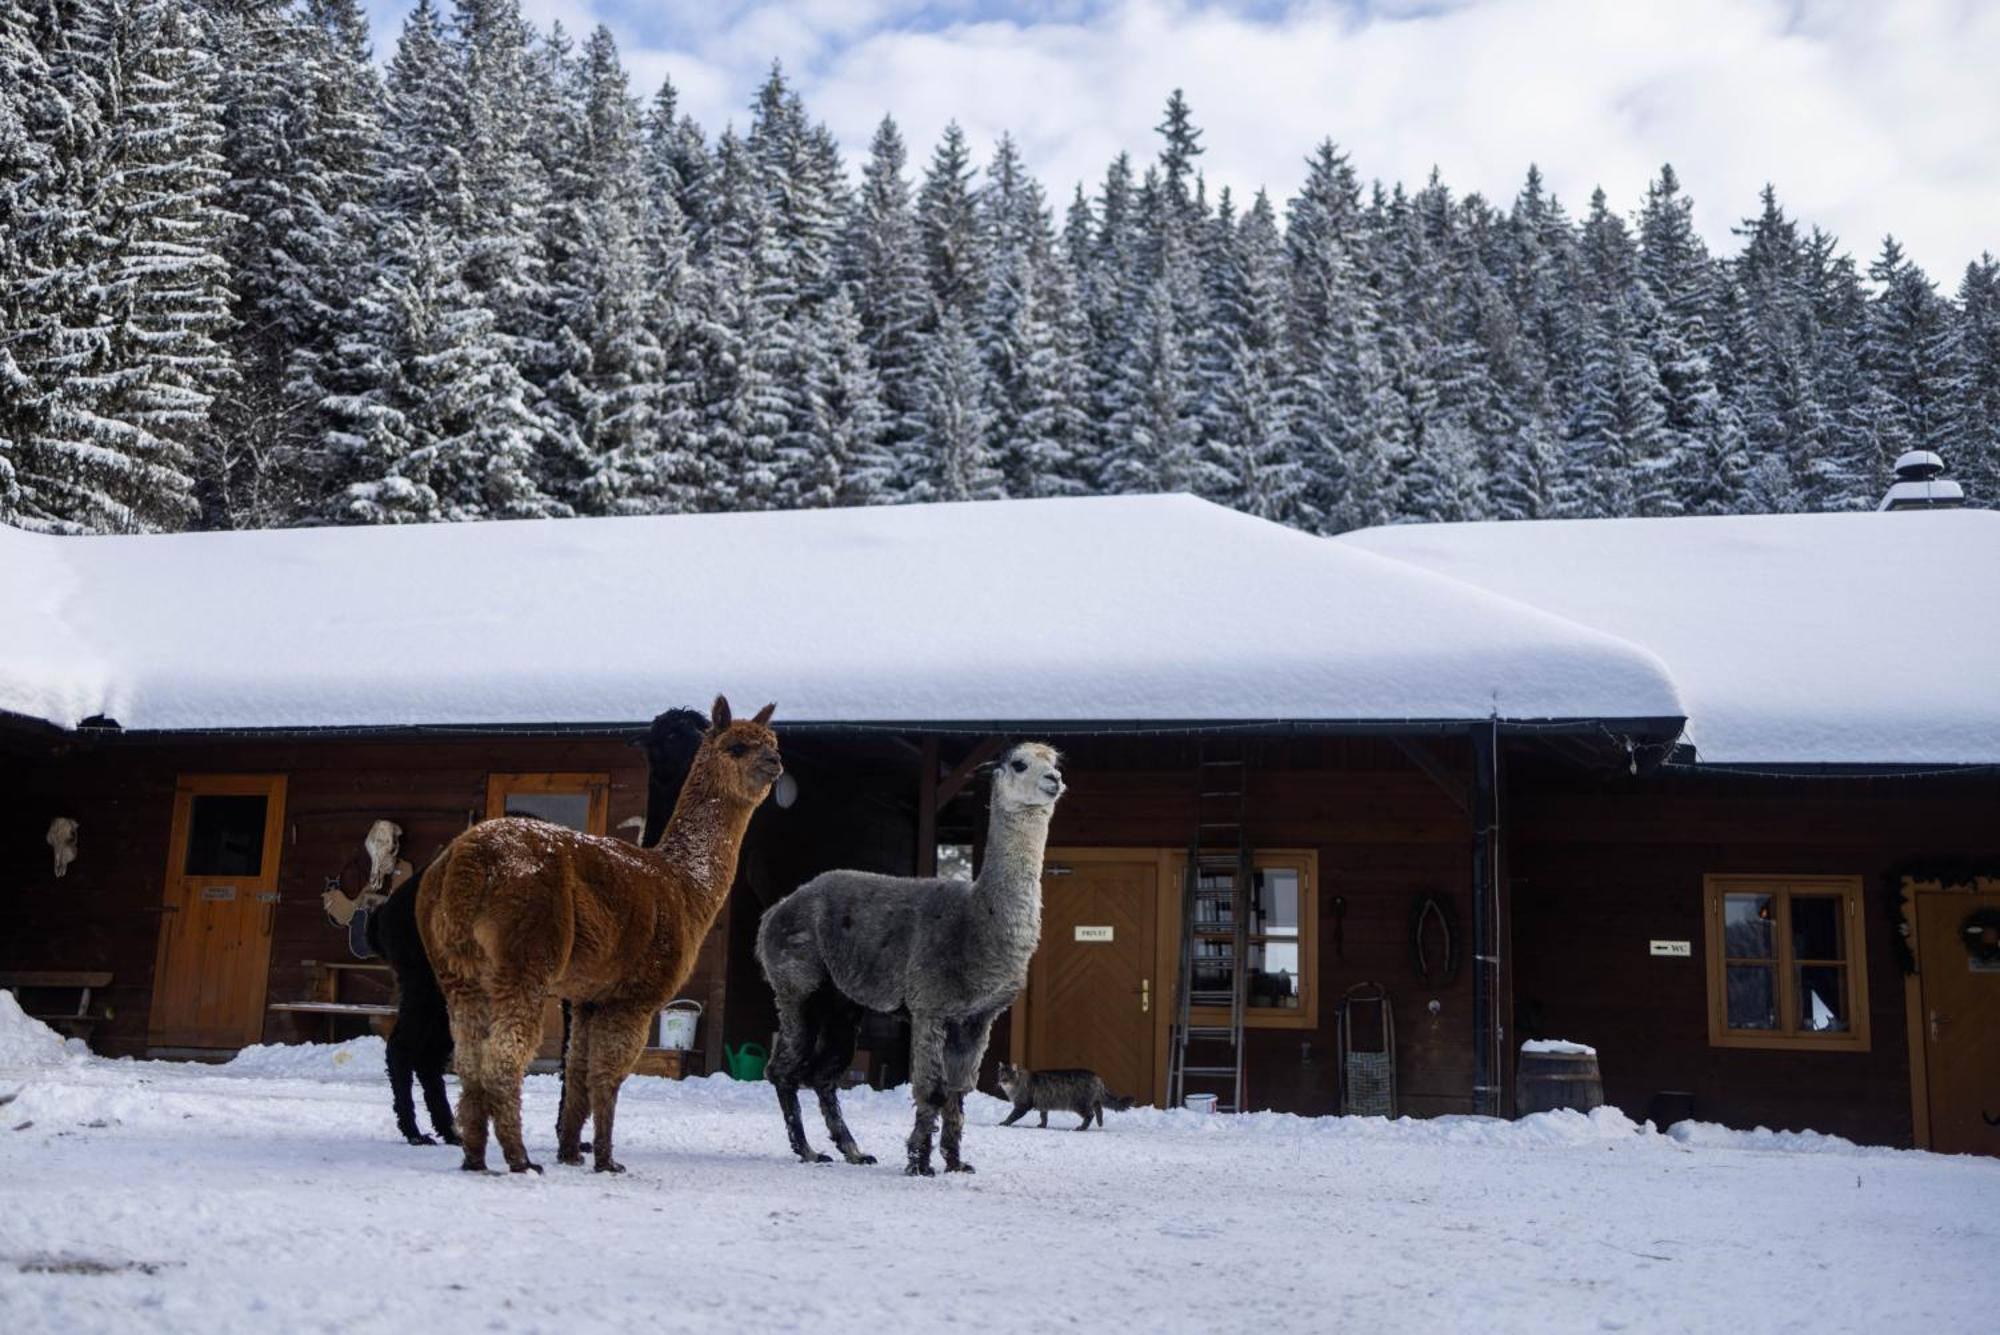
(484, 773, 609, 836)
(1703, 875, 1870, 1051)
(1180, 850, 1317, 1030)
(183, 793, 272, 876)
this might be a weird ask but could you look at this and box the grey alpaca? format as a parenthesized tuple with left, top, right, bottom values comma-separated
(756, 743, 1065, 1176)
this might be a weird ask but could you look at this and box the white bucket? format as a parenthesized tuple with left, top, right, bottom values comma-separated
(1183, 1093, 1218, 1114)
(656, 999, 701, 1050)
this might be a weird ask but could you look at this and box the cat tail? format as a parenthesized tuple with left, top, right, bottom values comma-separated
(1106, 1093, 1137, 1112)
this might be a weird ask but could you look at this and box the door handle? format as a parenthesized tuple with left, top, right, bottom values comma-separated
(1141, 979, 1151, 1014)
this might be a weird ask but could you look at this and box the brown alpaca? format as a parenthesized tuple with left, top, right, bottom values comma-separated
(417, 696, 780, 1174)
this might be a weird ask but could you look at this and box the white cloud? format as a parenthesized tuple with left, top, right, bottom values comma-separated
(361, 0, 2000, 279)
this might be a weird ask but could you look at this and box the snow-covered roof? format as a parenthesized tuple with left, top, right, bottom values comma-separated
(0, 495, 1684, 735)
(1340, 508, 2000, 766)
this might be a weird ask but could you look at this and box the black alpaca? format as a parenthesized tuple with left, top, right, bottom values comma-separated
(370, 707, 709, 1146)
(367, 882, 458, 1145)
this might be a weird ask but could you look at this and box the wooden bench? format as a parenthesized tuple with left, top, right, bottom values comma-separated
(0, 970, 115, 1039)
(268, 960, 396, 1041)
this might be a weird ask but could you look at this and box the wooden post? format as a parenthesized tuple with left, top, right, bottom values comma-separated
(1470, 721, 1502, 1117)
(916, 736, 939, 877)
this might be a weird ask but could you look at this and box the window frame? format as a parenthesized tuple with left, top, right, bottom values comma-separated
(484, 772, 610, 836)
(1703, 874, 1871, 1052)
(1175, 848, 1319, 1031)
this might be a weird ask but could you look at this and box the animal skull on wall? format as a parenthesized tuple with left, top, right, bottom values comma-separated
(47, 817, 78, 877)
(364, 820, 403, 893)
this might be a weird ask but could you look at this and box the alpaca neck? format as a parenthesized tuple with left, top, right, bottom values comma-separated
(652, 774, 757, 919)
(971, 800, 1053, 943)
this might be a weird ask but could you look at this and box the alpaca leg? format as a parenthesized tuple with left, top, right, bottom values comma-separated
(585, 1006, 649, 1174)
(904, 1013, 946, 1177)
(1038, 1110, 1048, 1128)
(938, 1012, 995, 1173)
(420, 1062, 459, 1145)
(482, 995, 548, 1174)
(556, 1003, 593, 1166)
(808, 998, 871, 1165)
(768, 990, 829, 1164)
(444, 992, 493, 1171)
(1000, 1105, 1028, 1127)
(386, 1039, 430, 1145)
(1074, 1105, 1092, 1131)
(1094, 1101, 1104, 1129)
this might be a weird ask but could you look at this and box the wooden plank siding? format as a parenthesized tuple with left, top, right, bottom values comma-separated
(984, 736, 1480, 1118)
(9, 721, 1994, 1149)
(0, 735, 716, 1058)
(1506, 759, 2000, 1146)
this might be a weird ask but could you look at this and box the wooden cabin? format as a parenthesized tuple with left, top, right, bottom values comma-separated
(2, 498, 1994, 1154)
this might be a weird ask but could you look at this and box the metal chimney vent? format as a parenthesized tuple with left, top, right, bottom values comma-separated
(1878, 450, 1966, 512)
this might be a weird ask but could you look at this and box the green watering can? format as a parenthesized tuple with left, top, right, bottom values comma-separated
(722, 1042, 769, 1082)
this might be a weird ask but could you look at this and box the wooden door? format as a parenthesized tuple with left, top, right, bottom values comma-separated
(1918, 890, 2000, 1156)
(149, 776, 287, 1049)
(1026, 856, 1159, 1106)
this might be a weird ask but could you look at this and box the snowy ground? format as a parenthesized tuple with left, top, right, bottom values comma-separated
(3, 1019, 1997, 1334)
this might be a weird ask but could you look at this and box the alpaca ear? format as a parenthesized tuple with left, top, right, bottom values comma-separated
(710, 695, 732, 731)
(752, 702, 776, 726)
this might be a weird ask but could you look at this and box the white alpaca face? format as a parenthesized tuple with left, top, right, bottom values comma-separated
(993, 744, 1065, 809)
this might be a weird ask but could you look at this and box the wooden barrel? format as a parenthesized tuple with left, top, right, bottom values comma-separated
(1515, 1044, 1604, 1117)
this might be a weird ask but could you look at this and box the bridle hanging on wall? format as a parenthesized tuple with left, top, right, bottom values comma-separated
(1410, 892, 1461, 988)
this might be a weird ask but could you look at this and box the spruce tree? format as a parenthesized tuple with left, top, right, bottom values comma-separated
(917, 122, 984, 320)
(910, 307, 999, 502)
(840, 116, 927, 495)
(1943, 255, 2000, 505)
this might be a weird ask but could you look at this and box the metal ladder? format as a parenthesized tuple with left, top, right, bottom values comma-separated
(1168, 743, 1250, 1112)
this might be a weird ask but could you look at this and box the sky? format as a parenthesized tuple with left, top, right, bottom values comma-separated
(356, 0, 2000, 282)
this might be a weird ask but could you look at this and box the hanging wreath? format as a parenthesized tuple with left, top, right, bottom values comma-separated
(1960, 907, 2000, 969)
(1883, 860, 2000, 975)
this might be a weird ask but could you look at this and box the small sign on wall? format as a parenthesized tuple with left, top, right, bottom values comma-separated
(1650, 939, 1692, 957)
(201, 886, 237, 902)
(1075, 925, 1115, 943)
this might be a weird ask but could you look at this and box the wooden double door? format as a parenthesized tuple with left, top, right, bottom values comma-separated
(1018, 851, 1166, 1108)
(1917, 890, 2000, 1156)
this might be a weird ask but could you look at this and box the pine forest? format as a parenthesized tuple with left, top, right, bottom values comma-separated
(3, 0, 1996, 537)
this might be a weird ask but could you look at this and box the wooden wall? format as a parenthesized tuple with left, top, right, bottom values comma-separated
(14, 719, 1989, 1146)
(0, 732, 717, 1058)
(1013, 735, 1479, 1118)
(1507, 759, 2000, 1146)
(0, 726, 914, 1070)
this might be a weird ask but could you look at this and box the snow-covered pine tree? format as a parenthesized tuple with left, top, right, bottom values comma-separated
(1284, 141, 1396, 531)
(200, 0, 317, 528)
(1864, 236, 1955, 490)
(909, 306, 999, 502)
(682, 129, 787, 511)
(317, 0, 554, 522)
(976, 134, 1077, 498)
(747, 62, 844, 312)
(1566, 189, 1669, 518)
(839, 116, 927, 499)
(280, 0, 383, 518)
(917, 121, 984, 322)
(1943, 255, 2000, 506)
(534, 25, 661, 515)
(781, 285, 889, 508)
(0, 0, 63, 521)
(1635, 164, 1737, 515)
(1200, 189, 1300, 520)
(54, 0, 235, 533)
